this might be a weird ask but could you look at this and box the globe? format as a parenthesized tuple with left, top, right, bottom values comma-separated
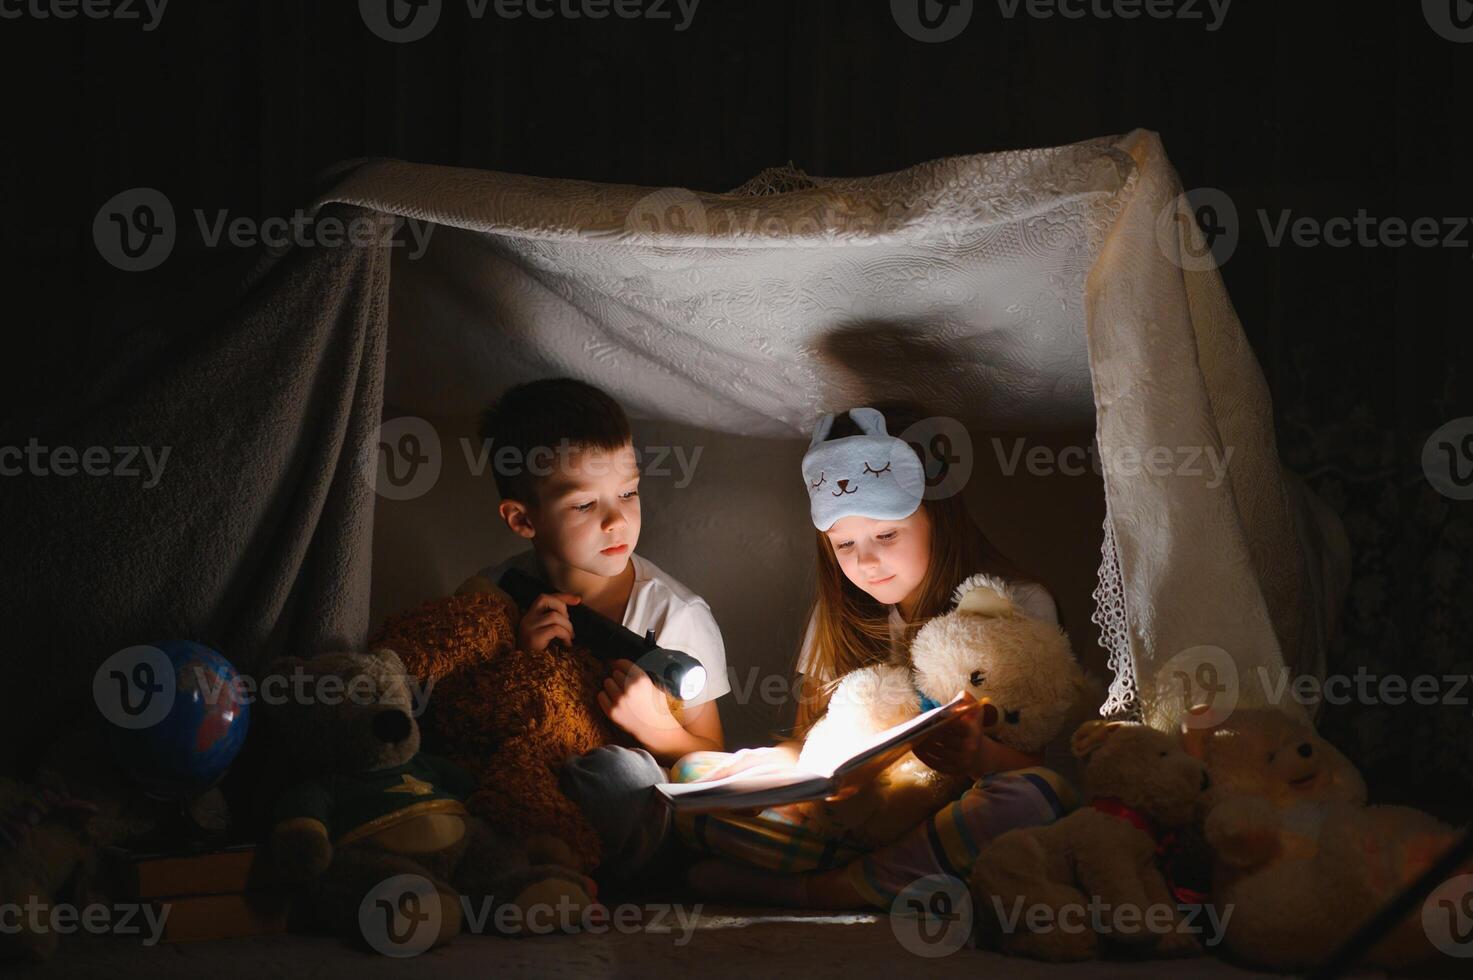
(104, 639, 251, 799)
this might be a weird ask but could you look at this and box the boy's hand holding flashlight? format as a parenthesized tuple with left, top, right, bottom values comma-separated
(518, 591, 581, 653)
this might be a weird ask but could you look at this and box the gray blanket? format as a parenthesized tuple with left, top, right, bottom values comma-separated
(0, 203, 386, 784)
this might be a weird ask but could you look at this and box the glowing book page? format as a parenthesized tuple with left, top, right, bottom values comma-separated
(656, 692, 969, 814)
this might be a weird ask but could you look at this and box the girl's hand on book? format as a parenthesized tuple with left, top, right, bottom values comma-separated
(914, 696, 1044, 778)
(913, 696, 987, 777)
(696, 744, 801, 783)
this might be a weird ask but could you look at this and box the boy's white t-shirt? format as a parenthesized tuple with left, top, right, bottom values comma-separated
(477, 550, 731, 706)
(794, 579, 1059, 683)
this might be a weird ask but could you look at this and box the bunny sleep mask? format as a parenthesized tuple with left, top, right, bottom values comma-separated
(802, 407, 926, 531)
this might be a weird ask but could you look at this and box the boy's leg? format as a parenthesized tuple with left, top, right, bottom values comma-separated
(830, 768, 1073, 910)
(559, 745, 670, 882)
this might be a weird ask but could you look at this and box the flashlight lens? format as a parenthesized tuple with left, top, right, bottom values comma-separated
(679, 664, 707, 701)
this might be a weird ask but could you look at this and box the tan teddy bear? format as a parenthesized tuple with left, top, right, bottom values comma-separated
(798, 573, 1092, 847)
(970, 720, 1211, 961)
(264, 649, 595, 951)
(1186, 707, 1465, 971)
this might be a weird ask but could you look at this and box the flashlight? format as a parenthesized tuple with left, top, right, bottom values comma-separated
(497, 567, 708, 702)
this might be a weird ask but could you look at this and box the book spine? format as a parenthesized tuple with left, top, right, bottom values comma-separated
(106, 850, 275, 900)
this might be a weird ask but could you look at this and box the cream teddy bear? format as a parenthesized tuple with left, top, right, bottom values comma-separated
(970, 720, 1211, 961)
(1186, 707, 1464, 971)
(797, 573, 1091, 847)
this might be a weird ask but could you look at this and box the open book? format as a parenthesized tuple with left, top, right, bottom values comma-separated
(656, 692, 972, 813)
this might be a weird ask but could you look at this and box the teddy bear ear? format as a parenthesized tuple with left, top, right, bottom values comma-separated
(455, 574, 496, 595)
(956, 585, 1012, 618)
(1070, 719, 1128, 759)
(368, 647, 406, 674)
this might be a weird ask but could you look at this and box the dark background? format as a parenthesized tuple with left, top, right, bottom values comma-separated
(5, 0, 1470, 817)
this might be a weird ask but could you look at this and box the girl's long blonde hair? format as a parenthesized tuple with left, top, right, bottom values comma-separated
(792, 402, 1037, 736)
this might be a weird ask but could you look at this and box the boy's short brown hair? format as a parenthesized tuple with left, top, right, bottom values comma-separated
(477, 377, 632, 505)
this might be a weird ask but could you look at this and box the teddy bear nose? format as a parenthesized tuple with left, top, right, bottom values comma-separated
(1297, 742, 1313, 758)
(837, 479, 849, 490)
(372, 709, 412, 743)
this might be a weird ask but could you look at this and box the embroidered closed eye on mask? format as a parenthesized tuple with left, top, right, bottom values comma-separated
(802, 407, 926, 531)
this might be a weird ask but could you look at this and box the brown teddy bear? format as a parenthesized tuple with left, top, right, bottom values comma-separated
(264, 648, 594, 951)
(368, 580, 643, 873)
(1186, 707, 1466, 971)
(797, 573, 1093, 846)
(970, 720, 1211, 961)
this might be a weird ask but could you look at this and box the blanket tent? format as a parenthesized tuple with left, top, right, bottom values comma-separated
(3, 129, 1350, 775)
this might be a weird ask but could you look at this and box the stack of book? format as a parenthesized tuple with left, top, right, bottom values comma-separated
(103, 840, 292, 943)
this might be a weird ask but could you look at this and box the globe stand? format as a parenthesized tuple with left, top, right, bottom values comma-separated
(122, 786, 234, 855)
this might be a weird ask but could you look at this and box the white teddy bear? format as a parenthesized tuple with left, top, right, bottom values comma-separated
(797, 573, 1093, 846)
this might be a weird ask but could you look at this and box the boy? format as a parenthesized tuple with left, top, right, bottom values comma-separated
(467, 378, 729, 877)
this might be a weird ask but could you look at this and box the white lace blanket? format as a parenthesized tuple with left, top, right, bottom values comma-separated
(321, 129, 1347, 727)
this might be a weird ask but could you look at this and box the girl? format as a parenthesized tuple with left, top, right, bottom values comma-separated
(670, 403, 1073, 909)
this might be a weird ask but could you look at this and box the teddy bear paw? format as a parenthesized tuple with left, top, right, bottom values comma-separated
(271, 822, 334, 881)
(499, 877, 596, 936)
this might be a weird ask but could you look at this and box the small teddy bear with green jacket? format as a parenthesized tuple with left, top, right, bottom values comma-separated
(265, 649, 595, 951)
